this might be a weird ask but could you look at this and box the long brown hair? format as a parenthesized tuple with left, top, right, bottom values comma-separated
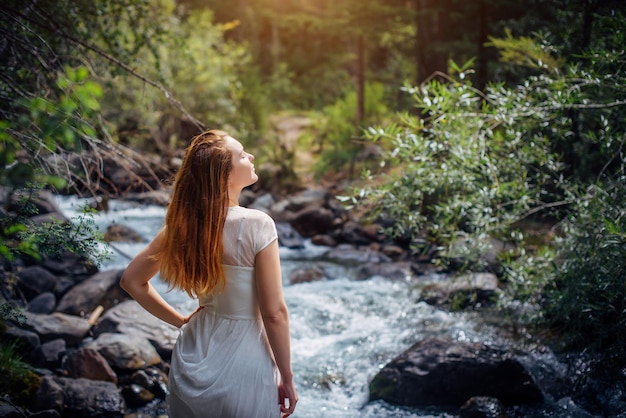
(156, 129, 232, 297)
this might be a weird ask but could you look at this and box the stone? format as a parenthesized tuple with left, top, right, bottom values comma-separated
(23, 312, 91, 345)
(292, 206, 335, 237)
(289, 267, 325, 284)
(341, 220, 371, 245)
(311, 234, 337, 247)
(357, 262, 412, 281)
(34, 338, 66, 368)
(87, 332, 162, 371)
(64, 347, 118, 384)
(325, 244, 391, 265)
(41, 251, 98, 280)
(56, 269, 127, 316)
(460, 396, 508, 418)
(121, 384, 155, 408)
(93, 300, 178, 361)
(276, 222, 305, 249)
(420, 272, 499, 309)
(285, 188, 328, 212)
(104, 223, 145, 243)
(55, 377, 126, 417)
(35, 376, 64, 413)
(17, 266, 57, 300)
(369, 337, 543, 408)
(3, 324, 41, 354)
(28, 292, 56, 314)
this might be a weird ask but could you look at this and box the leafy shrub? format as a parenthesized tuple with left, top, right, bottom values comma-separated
(541, 179, 626, 366)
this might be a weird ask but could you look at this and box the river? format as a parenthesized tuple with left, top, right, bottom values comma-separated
(55, 196, 609, 418)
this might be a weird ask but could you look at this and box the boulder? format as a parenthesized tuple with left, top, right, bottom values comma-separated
(356, 262, 413, 281)
(56, 269, 127, 316)
(276, 222, 305, 249)
(36, 376, 126, 417)
(325, 244, 391, 265)
(87, 333, 162, 371)
(420, 272, 500, 309)
(369, 337, 543, 408)
(28, 292, 56, 314)
(93, 300, 178, 361)
(41, 251, 98, 281)
(33, 338, 66, 368)
(460, 396, 508, 418)
(289, 267, 325, 284)
(64, 347, 118, 384)
(291, 206, 335, 237)
(23, 312, 91, 345)
(285, 188, 328, 212)
(104, 223, 145, 243)
(17, 266, 57, 301)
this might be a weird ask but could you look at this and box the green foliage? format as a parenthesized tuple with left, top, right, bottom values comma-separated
(542, 179, 626, 366)
(349, 71, 566, 268)
(311, 82, 389, 179)
(487, 28, 566, 74)
(0, 186, 110, 265)
(99, 4, 261, 150)
(0, 342, 41, 406)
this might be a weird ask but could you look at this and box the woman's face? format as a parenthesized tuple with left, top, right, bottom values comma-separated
(225, 135, 258, 190)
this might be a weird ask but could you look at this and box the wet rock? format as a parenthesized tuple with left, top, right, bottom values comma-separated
(122, 384, 155, 408)
(87, 332, 162, 371)
(311, 234, 337, 247)
(341, 220, 370, 245)
(56, 269, 127, 316)
(28, 292, 56, 313)
(420, 272, 499, 309)
(17, 266, 57, 300)
(250, 193, 275, 213)
(3, 324, 41, 354)
(292, 206, 335, 237)
(369, 337, 543, 408)
(130, 368, 169, 399)
(64, 347, 118, 384)
(460, 396, 508, 418)
(93, 300, 178, 361)
(357, 262, 412, 281)
(23, 312, 91, 345)
(360, 223, 384, 242)
(325, 244, 391, 265)
(104, 223, 145, 243)
(276, 222, 305, 249)
(381, 244, 405, 259)
(289, 267, 325, 284)
(30, 410, 62, 418)
(34, 338, 66, 368)
(41, 251, 98, 281)
(47, 377, 126, 417)
(285, 188, 329, 212)
(0, 403, 26, 417)
(35, 376, 64, 412)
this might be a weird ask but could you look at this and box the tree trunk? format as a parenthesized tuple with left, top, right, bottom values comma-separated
(356, 34, 365, 123)
(476, 0, 488, 89)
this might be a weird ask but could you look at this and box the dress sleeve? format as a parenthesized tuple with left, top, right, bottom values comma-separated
(254, 211, 278, 255)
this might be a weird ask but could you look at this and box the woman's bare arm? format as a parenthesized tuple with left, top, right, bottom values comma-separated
(255, 239, 298, 416)
(120, 232, 188, 328)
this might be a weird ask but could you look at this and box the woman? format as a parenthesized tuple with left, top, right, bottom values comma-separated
(120, 130, 298, 418)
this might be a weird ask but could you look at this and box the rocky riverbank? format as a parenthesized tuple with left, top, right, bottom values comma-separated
(1, 187, 623, 418)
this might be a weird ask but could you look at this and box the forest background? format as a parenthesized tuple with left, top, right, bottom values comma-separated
(1, 0, 625, 404)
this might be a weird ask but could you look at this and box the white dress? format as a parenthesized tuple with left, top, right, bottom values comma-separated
(167, 206, 281, 418)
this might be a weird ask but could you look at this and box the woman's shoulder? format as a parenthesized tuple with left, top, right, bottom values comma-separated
(234, 206, 275, 224)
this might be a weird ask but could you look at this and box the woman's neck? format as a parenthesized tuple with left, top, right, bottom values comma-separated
(227, 188, 240, 207)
